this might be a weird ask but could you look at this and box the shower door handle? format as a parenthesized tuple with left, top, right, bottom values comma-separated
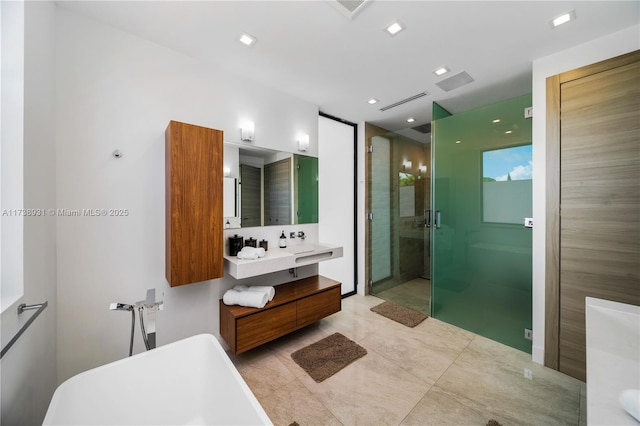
(424, 210, 431, 228)
(434, 210, 441, 229)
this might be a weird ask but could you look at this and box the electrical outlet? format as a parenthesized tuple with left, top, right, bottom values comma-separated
(524, 218, 533, 228)
(524, 328, 533, 341)
(524, 368, 533, 380)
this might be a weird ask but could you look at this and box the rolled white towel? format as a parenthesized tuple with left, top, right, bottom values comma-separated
(222, 289, 268, 309)
(237, 246, 266, 260)
(233, 285, 275, 301)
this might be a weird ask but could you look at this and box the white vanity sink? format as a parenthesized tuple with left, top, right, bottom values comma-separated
(285, 244, 318, 254)
(43, 334, 271, 425)
(225, 243, 343, 279)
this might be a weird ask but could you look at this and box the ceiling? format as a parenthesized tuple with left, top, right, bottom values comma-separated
(57, 1, 639, 133)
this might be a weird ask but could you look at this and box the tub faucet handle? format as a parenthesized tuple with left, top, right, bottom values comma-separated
(297, 231, 306, 240)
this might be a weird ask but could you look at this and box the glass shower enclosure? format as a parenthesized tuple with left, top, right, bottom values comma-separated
(368, 127, 431, 315)
(431, 94, 533, 353)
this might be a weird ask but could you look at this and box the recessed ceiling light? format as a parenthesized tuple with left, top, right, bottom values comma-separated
(433, 66, 450, 77)
(492, 119, 501, 123)
(551, 10, 576, 28)
(505, 130, 513, 134)
(455, 140, 461, 144)
(239, 33, 256, 47)
(385, 21, 405, 36)
(407, 117, 416, 123)
(368, 98, 378, 105)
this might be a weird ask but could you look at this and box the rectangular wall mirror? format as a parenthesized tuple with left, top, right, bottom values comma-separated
(223, 143, 318, 229)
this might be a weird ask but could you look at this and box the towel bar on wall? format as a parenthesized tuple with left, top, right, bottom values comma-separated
(0, 301, 48, 359)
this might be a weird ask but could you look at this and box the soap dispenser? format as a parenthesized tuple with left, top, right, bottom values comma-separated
(279, 231, 287, 248)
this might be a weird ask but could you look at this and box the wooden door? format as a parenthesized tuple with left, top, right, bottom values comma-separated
(545, 51, 640, 381)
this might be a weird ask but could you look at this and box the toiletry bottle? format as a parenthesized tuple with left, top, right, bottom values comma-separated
(279, 231, 287, 248)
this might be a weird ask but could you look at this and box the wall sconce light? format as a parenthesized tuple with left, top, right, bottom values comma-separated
(240, 120, 254, 142)
(403, 160, 412, 171)
(223, 166, 231, 177)
(297, 133, 309, 152)
(419, 165, 427, 175)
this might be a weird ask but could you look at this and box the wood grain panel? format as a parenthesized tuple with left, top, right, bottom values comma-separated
(297, 287, 341, 328)
(559, 58, 640, 381)
(544, 74, 561, 370)
(240, 164, 261, 227)
(219, 299, 238, 353)
(264, 158, 291, 225)
(165, 120, 224, 286)
(219, 275, 342, 354)
(237, 303, 297, 353)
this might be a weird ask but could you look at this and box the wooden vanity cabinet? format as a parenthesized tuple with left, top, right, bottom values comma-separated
(165, 120, 224, 287)
(220, 275, 341, 354)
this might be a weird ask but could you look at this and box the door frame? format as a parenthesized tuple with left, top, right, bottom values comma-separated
(544, 49, 640, 370)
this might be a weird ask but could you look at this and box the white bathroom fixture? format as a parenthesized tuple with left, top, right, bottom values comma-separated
(297, 133, 309, 152)
(43, 334, 271, 425)
(240, 120, 254, 142)
(385, 20, 405, 36)
(224, 243, 343, 279)
(238, 33, 256, 47)
(586, 297, 640, 425)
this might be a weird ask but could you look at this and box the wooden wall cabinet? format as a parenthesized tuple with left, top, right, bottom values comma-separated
(166, 120, 224, 286)
(220, 275, 341, 354)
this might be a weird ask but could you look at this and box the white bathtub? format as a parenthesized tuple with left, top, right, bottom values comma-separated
(43, 334, 272, 425)
(586, 297, 640, 425)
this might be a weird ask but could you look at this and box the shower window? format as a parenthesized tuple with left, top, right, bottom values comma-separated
(399, 172, 416, 217)
(482, 144, 532, 224)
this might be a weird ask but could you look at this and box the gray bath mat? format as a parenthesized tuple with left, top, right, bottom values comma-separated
(371, 301, 429, 327)
(291, 333, 367, 382)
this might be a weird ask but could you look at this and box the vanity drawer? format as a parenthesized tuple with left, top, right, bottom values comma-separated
(236, 303, 296, 353)
(220, 275, 341, 354)
(297, 287, 341, 328)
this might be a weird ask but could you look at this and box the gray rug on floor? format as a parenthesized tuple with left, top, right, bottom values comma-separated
(371, 300, 429, 327)
(291, 333, 367, 383)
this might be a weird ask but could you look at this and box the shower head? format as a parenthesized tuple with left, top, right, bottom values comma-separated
(109, 302, 134, 311)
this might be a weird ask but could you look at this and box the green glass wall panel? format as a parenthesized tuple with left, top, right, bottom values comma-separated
(294, 154, 318, 224)
(432, 94, 533, 353)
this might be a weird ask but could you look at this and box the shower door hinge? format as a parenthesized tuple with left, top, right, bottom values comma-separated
(367, 212, 373, 221)
(524, 106, 533, 118)
(367, 145, 373, 153)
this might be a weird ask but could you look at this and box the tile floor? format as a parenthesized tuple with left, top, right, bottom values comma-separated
(227, 294, 586, 426)
(374, 278, 431, 315)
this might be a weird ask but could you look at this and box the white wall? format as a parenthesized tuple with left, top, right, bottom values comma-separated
(1, 1, 58, 424)
(531, 25, 640, 364)
(55, 7, 319, 383)
(356, 124, 366, 295)
(0, 0, 25, 312)
(318, 116, 356, 294)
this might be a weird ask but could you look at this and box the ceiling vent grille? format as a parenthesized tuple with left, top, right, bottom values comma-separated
(436, 71, 475, 92)
(412, 123, 432, 134)
(331, 0, 369, 19)
(379, 92, 429, 112)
